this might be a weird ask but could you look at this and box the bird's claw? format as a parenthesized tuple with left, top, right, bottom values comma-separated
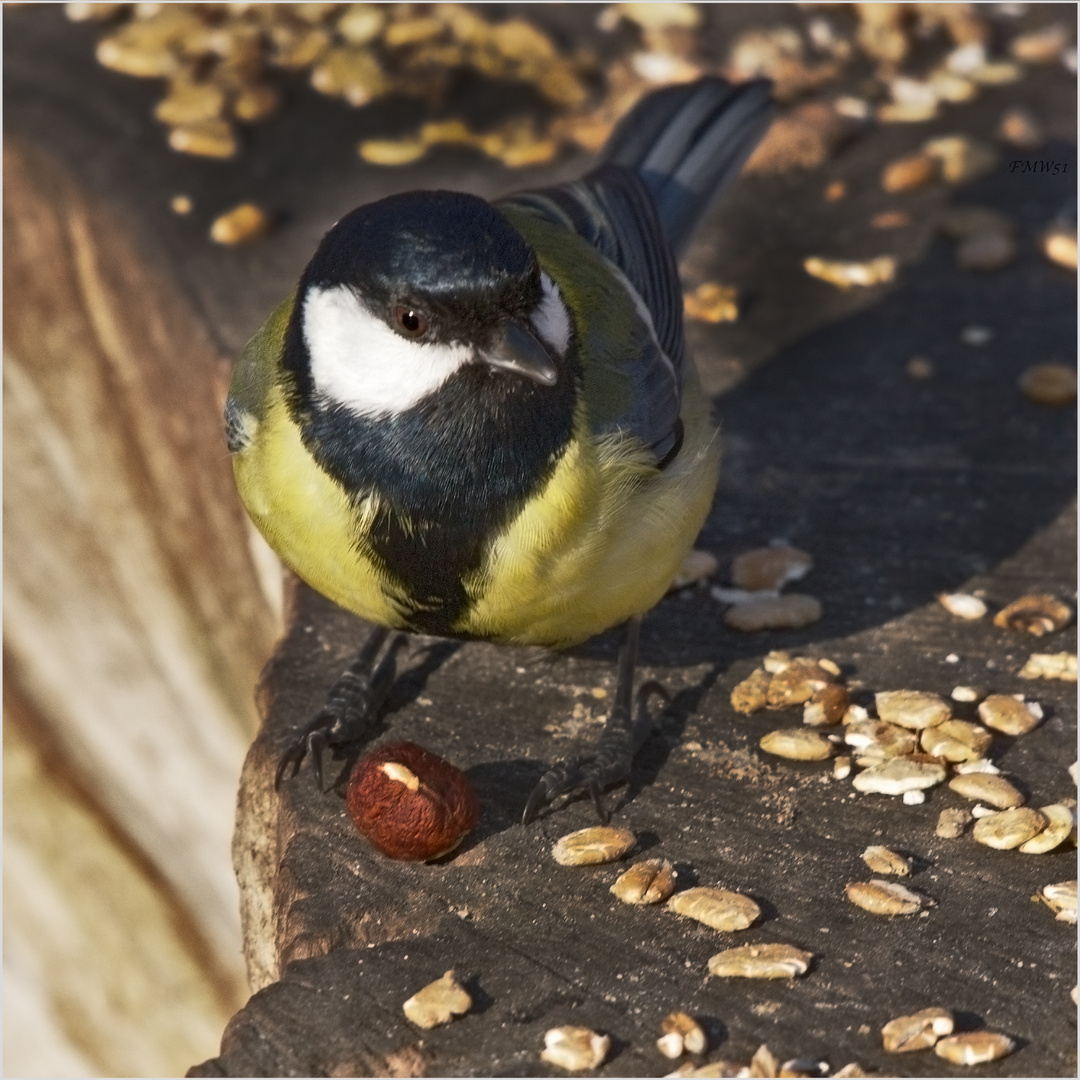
(522, 755, 612, 825)
(274, 716, 333, 790)
(274, 629, 407, 790)
(521, 680, 669, 824)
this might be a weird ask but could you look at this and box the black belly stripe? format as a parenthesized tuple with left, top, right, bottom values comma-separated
(301, 362, 577, 636)
(366, 505, 492, 635)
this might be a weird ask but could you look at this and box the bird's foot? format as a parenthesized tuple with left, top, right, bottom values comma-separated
(275, 628, 409, 790)
(522, 680, 668, 824)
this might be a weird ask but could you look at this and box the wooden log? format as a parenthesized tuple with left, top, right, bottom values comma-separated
(3, 5, 1075, 1077)
(3, 680, 243, 1077)
(3, 131, 263, 1073)
(200, 60, 1079, 1080)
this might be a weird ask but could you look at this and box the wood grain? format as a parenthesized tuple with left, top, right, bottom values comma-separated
(2, 5, 1075, 1077)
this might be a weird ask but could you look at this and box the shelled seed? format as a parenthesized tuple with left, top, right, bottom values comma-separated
(707, 943, 813, 979)
(938, 592, 987, 619)
(1018, 804, 1076, 854)
(882, 1007, 953, 1052)
(760, 728, 833, 761)
(210, 202, 271, 244)
(1019, 653, 1078, 681)
(993, 594, 1072, 636)
(852, 756, 947, 795)
(936, 807, 973, 837)
(844, 721, 917, 760)
(875, 690, 951, 730)
(668, 887, 761, 932)
(951, 685, 983, 703)
(402, 971, 471, 1029)
(724, 594, 822, 632)
(804, 684, 850, 726)
(954, 758, 1000, 775)
(730, 545, 813, 591)
(767, 660, 837, 709)
(862, 846, 912, 876)
(948, 773, 1025, 809)
(920, 719, 992, 762)
(973, 807, 1047, 849)
(611, 859, 676, 905)
(553, 826, 635, 866)
(541, 1026, 610, 1071)
(845, 879, 927, 915)
(1039, 880, 1078, 923)
(1019, 363, 1078, 406)
(804, 255, 896, 288)
(731, 668, 771, 714)
(935, 1032, 1015, 1065)
(978, 695, 1042, 735)
(659, 1012, 707, 1057)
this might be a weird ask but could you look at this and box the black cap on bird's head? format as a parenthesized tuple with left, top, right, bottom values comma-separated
(287, 191, 568, 418)
(311, 190, 536, 313)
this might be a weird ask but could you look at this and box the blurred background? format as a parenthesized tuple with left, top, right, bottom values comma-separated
(3, 3, 1075, 1076)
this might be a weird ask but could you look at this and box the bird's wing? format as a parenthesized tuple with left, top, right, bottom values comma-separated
(498, 167, 685, 467)
(500, 79, 773, 469)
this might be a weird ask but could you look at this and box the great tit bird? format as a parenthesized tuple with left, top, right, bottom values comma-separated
(226, 77, 774, 822)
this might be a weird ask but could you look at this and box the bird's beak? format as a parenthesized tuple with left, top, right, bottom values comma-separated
(477, 320, 559, 386)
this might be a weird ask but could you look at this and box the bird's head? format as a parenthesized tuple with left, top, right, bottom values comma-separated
(285, 190, 571, 419)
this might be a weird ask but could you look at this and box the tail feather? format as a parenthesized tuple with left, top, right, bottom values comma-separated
(598, 78, 774, 257)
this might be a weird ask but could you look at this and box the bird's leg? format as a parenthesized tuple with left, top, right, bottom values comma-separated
(275, 627, 409, 790)
(522, 616, 668, 824)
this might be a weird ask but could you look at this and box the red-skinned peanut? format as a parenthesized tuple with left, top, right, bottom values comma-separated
(347, 741, 479, 861)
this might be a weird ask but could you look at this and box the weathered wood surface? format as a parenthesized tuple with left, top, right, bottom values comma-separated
(212, 44, 1079, 1080)
(3, 5, 1076, 1078)
(216, 252, 1078, 1075)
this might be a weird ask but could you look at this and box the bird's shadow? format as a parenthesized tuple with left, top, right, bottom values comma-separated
(596, 149, 1075, 670)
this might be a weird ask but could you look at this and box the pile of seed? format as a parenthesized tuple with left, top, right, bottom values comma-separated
(554, 826, 814, 984)
(542, 819, 1050, 1074)
(548, 820, 894, 1075)
(68, 3, 1076, 174)
(384, 619, 1072, 1071)
(74, 2, 596, 165)
(64, 0, 1079, 311)
(67, 1, 729, 170)
(737, 651, 1076, 862)
(545, 825, 830, 1071)
(728, 643, 1075, 1056)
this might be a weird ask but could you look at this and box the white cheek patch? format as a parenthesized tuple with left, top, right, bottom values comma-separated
(302, 284, 471, 417)
(531, 272, 572, 357)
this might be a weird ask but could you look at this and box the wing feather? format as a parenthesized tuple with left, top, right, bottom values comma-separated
(497, 77, 773, 469)
(498, 170, 684, 466)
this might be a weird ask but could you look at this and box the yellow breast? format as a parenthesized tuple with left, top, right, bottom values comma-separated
(232, 382, 408, 630)
(233, 373, 719, 650)
(458, 373, 720, 647)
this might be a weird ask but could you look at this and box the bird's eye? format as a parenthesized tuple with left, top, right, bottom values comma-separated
(392, 305, 429, 338)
